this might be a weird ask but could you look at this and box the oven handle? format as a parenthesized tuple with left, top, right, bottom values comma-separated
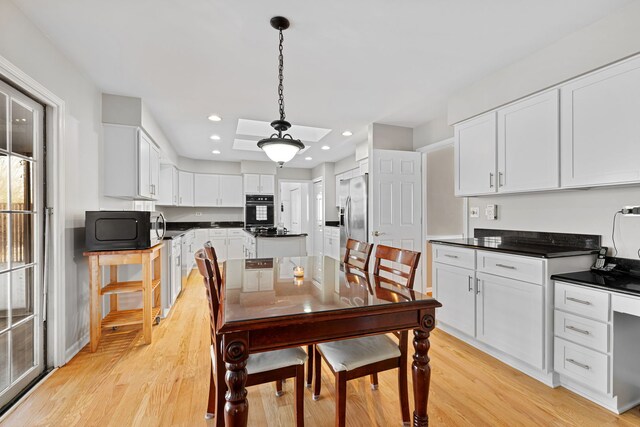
(156, 213, 167, 240)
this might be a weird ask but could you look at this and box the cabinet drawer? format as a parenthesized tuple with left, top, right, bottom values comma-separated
(554, 310, 609, 353)
(227, 228, 244, 237)
(477, 251, 543, 284)
(554, 337, 609, 394)
(209, 229, 227, 237)
(555, 282, 610, 322)
(432, 245, 475, 270)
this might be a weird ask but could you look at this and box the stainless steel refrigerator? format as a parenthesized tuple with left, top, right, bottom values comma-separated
(339, 174, 368, 260)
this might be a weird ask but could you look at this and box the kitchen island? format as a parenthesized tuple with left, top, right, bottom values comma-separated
(243, 228, 307, 258)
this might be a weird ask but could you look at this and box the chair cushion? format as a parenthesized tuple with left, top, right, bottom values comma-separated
(318, 335, 401, 372)
(211, 345, 307, 375)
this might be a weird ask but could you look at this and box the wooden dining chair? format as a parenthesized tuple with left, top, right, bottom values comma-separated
(195, 248, 308, 426)
(343, 238, 374, 271)
(312, 245, 421, 427)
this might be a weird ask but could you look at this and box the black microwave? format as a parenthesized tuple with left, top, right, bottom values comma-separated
(85, 211, 166, 251)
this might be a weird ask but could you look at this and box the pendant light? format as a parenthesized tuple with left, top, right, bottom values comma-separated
(257, 16, 305, 167)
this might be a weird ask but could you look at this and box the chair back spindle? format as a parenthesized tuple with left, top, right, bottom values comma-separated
(343, 238, 374, 271)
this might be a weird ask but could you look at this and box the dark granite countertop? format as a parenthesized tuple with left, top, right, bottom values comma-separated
(244, 229, 308, 238)
(325, 221, 339, 227)
(430, 229, 600, 259)
(551, 257, 640, 297)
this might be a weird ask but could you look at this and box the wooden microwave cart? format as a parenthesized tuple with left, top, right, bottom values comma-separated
(83, 243, 163, 352)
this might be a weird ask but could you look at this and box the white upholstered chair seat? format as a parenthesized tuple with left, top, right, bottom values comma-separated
(317, 335, 400, 372)
(211, 345, 307, 375)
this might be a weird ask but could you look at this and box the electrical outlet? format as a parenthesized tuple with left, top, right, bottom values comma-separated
(470, 207, 480, 218)
(485, 204, 498, 220)
(195, 212, 202, 217)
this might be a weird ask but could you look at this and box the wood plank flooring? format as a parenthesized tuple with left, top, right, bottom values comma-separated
(3, 270, 640, 426)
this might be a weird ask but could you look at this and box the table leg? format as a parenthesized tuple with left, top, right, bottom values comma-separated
(412, 313, 435, 427)
(109, 265, 118, 312)
(142, 252, 153, 344)
(89, 256, 101, 353)
(223, 336, 249, 427)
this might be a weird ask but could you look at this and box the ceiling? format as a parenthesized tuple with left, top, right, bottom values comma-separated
(13, 0, 632, 168)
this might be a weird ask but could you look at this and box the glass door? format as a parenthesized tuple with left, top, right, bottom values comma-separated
(0, 80, 45, 409)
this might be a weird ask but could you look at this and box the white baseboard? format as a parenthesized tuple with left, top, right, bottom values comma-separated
(65, 333, 89, 364)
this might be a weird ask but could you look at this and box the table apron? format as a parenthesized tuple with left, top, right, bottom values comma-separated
(245, 309, 423, 352)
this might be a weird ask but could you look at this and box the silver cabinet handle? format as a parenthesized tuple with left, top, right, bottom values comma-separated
(444, 254, 459, 259)
(468, 276, 473, 292)
(566, 325, 590, 335)
(495, 263, 516, 270)
(566, 358, 590, 370)
(566, 296, 591, 305)
(489, 172, 494, 188)
(498, 172, 504, 187)
(475, 278, 480, 294)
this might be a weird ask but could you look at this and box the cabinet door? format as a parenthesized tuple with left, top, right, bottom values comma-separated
(359, 159, 369, 175)
(335, 173, 342, 207)
(432, 263, 476, 337)
(324, 235, 333, 260)
(259, 270, 275, 290)
(244, 174, 260, 194)
(137, 131, 152, 199)
(454, 112, 497, 196)
(227, 237, 244, 260)
(158, 165, 174, 205)
(476, 272, 544, 370)
(178, 171, 194, 206)
(194, 174, 220, 207)
(172, 167, 179, 205)
(220, 175, 243, 207)
(149, 143, 160, 200)
(497, 90, 559, 193)
(561, 56, 640, 187)
(210, 237, 227, 261)
(260, 175, 275, 194)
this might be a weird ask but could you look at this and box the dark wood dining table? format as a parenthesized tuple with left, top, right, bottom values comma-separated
(216, 256, 441, 426)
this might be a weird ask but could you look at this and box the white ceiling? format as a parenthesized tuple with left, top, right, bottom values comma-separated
(13, 0, 631, 168)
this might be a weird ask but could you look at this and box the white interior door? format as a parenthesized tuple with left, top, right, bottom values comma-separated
(313, 181, 323, 256)
(290, 188, 301, 234)
(0, 80, 45, 408)
(371, 149, 423, 290)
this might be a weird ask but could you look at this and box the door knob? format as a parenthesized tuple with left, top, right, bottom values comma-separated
(372, 231, 385, 237)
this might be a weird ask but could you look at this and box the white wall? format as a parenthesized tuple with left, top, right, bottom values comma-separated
(368, 123, 413, 151)
(334, 155, 358, 175)
(468, 187, 640, 258)
(448, 1, 640, 124)
(160, 207, 243, 222)
(177, 157, 241, 174)
(426, 145, 464, 237)
(0, 0, 127, 357)
(413, 114, 453, 149)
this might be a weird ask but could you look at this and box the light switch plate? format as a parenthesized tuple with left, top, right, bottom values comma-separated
(485, 204, 497, 220)
(470, 207, 480, 218)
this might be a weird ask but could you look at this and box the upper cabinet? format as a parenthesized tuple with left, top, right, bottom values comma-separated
(454, 112, 497, 196)
(244, 174, 275, 194)
(194, 173, 243, 207)
(158, 164, 179, 206)
(561, 56, 640, 188)
(103, 124, 161, 200)
(178, 171, 194, 206)
(497, 90, 560, 193)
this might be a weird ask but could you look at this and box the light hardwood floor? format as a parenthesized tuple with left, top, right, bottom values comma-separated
(3, 271, 640, 426)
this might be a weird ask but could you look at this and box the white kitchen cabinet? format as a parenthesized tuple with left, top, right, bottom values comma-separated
(103, 124, 161, 200)
(244, 174, 275, 194)
(561, 55, 640, 188)
(178, 171, 194, 206)
(227, 236, 244, 260)
(194, 174, 220, 207)
(454, 112, 497, 196)
(324, 227, 340, 261)
(433, 263, 476, 337)
(359, 159, 369, 175)
(475, 272, 544, 370)
(158, 164, 179, 206)
(220, 175, 243, 206)
(497, 90, 559, 193)
(242, 269, 274, 292)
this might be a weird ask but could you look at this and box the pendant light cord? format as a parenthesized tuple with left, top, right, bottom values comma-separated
(278, 28, 286, 123)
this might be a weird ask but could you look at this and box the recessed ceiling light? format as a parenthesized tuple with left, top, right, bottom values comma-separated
(212, 150, 221, 154)
(342, 130, 352, 136)
(210, 134, 221, 140)
(208, 114, 222, 122)
(305, 157, 312, 160)
(321, 145, 330, 150)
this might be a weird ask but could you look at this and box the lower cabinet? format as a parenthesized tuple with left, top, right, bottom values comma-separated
(476, 272, 544, 370)
(433, 263, 475, 337)
(227, 237, 244, 260)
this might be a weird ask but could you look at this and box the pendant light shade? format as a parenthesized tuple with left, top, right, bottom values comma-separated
(257, 16, 305, 167)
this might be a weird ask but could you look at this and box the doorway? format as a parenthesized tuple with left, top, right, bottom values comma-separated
(312, 180, 323, 257)
(0, 79, 46, 409)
